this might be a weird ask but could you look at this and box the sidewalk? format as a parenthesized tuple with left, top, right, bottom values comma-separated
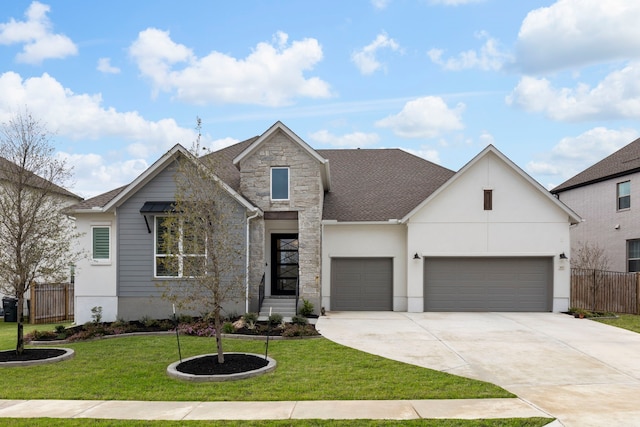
(0, 398, 552, 421)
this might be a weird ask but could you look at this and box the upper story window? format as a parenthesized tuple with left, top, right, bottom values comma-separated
(271, 167, 290, 201)
(483, 189, 493, 210)
(154, 216, 205, 278)
(617, 181, 630, 210)
(628, 239, 640, 272)
(91, 226, 110, 262)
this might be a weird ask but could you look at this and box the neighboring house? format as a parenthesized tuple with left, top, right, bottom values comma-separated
(69, 122, 580, 324)
(552, 138, 640, 273)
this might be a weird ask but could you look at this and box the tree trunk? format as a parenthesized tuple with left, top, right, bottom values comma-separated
(16, 293, 24, 355)
(214, 307, 224, 364)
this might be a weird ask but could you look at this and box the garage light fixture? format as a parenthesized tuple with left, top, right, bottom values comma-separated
(413, 253, 421, 260)
(559, 252, 568, 260)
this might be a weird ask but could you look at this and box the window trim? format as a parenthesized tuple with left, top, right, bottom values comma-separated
(154, 216, 206, 279)
(617, 181, 630, 211)
(628, 239, 640, 273)
(271, 167, 290, 201)
(483, 189, 493, 211)
(90, 225, 111, 264)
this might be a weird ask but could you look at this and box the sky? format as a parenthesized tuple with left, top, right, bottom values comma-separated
(1, 0, 639, 199)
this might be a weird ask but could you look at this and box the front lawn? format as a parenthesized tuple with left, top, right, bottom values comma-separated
(0, 320, 513, 401)
(595, 313, 640, 333)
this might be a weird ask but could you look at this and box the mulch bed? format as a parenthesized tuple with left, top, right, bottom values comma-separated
(0, 348, 66, 362)
(176, 353, 269, 375)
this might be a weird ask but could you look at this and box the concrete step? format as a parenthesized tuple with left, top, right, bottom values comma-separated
(259, 297, 297, 318)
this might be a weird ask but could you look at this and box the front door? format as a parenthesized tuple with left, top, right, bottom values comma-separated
(271, 233, 299, 295)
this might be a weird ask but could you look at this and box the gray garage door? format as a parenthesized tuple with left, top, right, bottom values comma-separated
(424, 257, 552, 312)
(331, 258, 393, 311)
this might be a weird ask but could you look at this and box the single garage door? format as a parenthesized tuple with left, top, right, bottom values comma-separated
(424, 257, 552, 312)
(331, 258, 393, 311)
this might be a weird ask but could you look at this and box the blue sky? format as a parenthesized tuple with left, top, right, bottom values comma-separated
(1, 0, 639, 198)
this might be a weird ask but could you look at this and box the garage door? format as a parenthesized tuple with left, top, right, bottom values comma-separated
(331, 258, 393, 311)
(424, 257, 552, 312)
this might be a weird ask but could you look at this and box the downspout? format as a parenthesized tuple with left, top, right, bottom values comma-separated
(245, 209, 260, 313)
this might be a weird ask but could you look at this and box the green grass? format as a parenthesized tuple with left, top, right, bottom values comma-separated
(0, 419, 553, 427)
(0, 331, 513, 401)
(595, 313, 640, 333)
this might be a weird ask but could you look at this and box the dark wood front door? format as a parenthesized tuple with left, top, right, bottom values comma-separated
(271, 234, 299, 295)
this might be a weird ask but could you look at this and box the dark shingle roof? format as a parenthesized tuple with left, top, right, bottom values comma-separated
(70, 185, 127, 210)
(0, 156, 82, 201)
(71, 137, 455, 222)
(552, 138, 640, 193)
(319, 149, 455, 221)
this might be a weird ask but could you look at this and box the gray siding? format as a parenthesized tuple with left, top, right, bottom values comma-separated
(116, 162, 248, 320)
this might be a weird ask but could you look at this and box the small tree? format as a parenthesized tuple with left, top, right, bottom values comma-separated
(571, 241, 610, 311)
(0, 111, 81, 354)
(159, 119, 247, 364)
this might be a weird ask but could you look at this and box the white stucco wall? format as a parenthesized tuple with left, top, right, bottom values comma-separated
(74, 212, 118, 323)
(406, 151, 572, 312)
(321, 223, 407, 311)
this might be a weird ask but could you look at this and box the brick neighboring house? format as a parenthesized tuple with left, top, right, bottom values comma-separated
(69, 121, 580, 323)
(552, 138, 640, 273)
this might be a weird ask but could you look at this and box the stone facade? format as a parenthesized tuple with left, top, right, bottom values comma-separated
(238, 129, 324, 310)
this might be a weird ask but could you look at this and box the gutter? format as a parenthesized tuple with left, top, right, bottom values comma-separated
(245, 209, 261, 313)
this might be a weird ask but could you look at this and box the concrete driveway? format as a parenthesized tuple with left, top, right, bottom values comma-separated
(316, 312, 640, 426)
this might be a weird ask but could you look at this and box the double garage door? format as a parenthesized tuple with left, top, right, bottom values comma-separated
(330, 256, 552, 312)
(424, 257, 553, 312)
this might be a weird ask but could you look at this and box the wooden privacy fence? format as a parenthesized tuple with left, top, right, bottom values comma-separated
(571, 268, 640, 314)
(29, 282, 74, 324)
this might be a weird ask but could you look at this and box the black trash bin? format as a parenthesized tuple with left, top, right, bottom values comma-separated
(2, 297, 17, 322)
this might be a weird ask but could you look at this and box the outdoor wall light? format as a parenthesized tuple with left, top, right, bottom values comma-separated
(559, 252, 568, 260)
(413, 253, 421, 260)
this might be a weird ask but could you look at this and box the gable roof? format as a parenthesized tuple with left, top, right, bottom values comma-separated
(69, 144, 259, 214)
(552, 137, 640, 193)
(402, 145, 582, 225)
(0, 156, 82, 201)
(320, 148, 454, 222)
(233, 121, 331, 191)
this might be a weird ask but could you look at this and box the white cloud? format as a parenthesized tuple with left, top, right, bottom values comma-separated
(351, 32, 401, 75)
(58, 152, 149, 199)
(506, 62, 640, 121)
(0, 71, 199, 157)
(308, 130, 380, 148)
(375, 96, 465, 138)
(371, 0, 391, 10)
(97, 58, 120, 74)
(0, 1, 77, 64)
(401, 147, 440, 163)
(527, 127, 638, 185)
(129, 29, 332, 106)
(428, 31, 511, 71)
(515, 0, 640, 73)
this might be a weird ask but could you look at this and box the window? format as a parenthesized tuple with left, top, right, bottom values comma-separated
(617, 181, 630, 210)
(484, 189, 493, 210)
(91, 226, 110, 262)
(271, 167, 289, 200)
(154, 216, 205, 278)
(628, 240, 640, 272)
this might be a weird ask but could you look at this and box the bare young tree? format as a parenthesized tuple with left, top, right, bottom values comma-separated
(571, 241, 610, 271)
(0, 111, 81, 355)
(159, 119, 247, 364)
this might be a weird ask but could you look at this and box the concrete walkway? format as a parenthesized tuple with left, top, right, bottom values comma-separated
(0, 398, 551, 421)
(316, 312, 640, 427)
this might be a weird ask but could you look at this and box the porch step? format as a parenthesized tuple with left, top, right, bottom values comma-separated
(259, 297, 297, 319)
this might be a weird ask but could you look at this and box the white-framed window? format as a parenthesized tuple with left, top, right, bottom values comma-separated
(91, 226, 110, 263)
(271, 167, 290, 201)
(154, 216, 206, 278)
(628, 239, 640, 273)
(617, 181, 630, 210)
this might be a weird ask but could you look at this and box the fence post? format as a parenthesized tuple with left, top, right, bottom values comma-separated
(636, 273, 640, 315)
(64, 284, 70, 321)
(29, 283, 35, 324)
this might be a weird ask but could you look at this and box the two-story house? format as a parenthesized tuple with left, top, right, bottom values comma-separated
(552, 138, 640, 273)
(69, 122, 580, 324)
